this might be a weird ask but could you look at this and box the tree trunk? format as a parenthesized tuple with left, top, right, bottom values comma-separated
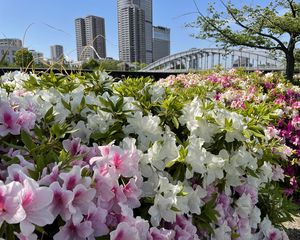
(285, 51, 295, 82)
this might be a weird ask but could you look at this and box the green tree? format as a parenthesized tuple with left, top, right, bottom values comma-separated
(99, 59, 122, 71)
(81, 59, 100, 70)
(191, 0, 300, 81)
(14, 48, 34, 68)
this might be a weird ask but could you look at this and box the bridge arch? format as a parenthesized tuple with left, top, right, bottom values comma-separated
(142, 48, 283, 71)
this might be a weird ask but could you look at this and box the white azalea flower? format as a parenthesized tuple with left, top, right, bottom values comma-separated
(186, 136, 207, 175)
(0, 89, 8, 102)
(71, 121, 92, 143)
(206, 154, 225, 185)
(186, 185, 206, 215)
(149, 194, 177, 226)
(259, 162, 273, 183)
(213, 223, 231, 240)
(147, 129, 179, 171)
(124, 111, 163, 151)
(235, 193, 252, 218)
(249, 206, 261, 228)
(54, 102, 70, 123)
(149, 84, 165, 102)
(87, 111, 115, 133)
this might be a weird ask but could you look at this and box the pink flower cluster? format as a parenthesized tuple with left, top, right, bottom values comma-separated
(158, 70, 300, 200)
(158, 73, 203, 88)
(0, 138, 203, 240)
(0, 103, 36, 137)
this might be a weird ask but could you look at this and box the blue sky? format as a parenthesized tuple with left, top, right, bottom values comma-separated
(0, 0, 218, 61)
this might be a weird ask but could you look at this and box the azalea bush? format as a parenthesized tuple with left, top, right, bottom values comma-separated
(159, 69, 300, 201)
(0, 70, 297, 240)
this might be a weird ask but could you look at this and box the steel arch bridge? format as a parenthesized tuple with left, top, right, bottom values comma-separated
(142, 48, 284, 72)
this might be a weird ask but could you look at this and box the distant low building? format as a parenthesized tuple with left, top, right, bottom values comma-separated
(50, 45, 64, 61)
(153, 26, 170, 62)
(0, 38, 22, 64)
(29, 50, 44, 64)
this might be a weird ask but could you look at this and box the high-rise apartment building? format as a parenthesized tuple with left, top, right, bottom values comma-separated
(75, 15, 106, 61)
(117, 0, 153, 64)
(50, 45, 64, 61)
(153, 26, 170, 61)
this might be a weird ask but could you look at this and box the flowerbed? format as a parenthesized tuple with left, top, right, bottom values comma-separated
(0, 70, 297, 239)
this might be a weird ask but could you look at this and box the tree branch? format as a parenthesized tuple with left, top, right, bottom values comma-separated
(287, 0, 297, 18)
(220, 0, 287, 51)
(197, 15, 281, 51)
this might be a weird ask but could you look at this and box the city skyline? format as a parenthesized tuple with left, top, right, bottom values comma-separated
(0, 0, 218, 61)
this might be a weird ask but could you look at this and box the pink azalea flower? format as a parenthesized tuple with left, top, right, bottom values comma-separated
(71, 184, 96, 222)
(92, 144, 139, 178)
(290, 176, 298, 188)
(62, 138, 81, 156)
(39, 164, 60, 186)
(0, 181, 25, 224)
(110, 222, 140, 240)
(101, 184, 126, 213)
(49, 181, 74, 221)
(16, 109, 36, 133)
(19, 179, 54, 236)
(291, 116, 300, 130)
(0, 103, 21, 136)
(53, 218, 94, 240)
(92, 168, 115, 203)
(292, 101, 300, 109)
(15, 232, 38, 240)
(235, 184, 258, 205)
(6, 164, 31, 184)
(174, 215, 199, 240)
(86, 204, 109, 237)
(60, 166, 90, 190)
(117, 204, 150, 240)
(148, 227, 175, 240)
(121, 178, 142, 208)
(79, 144, 101, 164)
(272, 165, 285, 181)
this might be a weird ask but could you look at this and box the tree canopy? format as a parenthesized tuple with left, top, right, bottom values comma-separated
(14, 48, 33, 68)
(191, 0, 300, 81)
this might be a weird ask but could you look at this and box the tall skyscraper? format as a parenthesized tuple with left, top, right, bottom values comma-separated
(153, 26, 170, 61)
(117, 0, 153, 64)
(50, 45, 64, 61)
(75, 15, 106, 61)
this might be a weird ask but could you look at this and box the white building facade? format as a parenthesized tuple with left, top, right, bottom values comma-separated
(0, 38, 22, 64)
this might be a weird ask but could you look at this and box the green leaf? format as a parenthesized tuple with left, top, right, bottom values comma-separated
(44, 106, 55, 123)
(177, 185, 189, 197)
(165, 158, 178, 168)
(61, 98, 71, 111)
(21, 131, 36, 151)
(5, 222, 14, 240)
(172, 116, 180, 129)
(115, 97, 124, 111)
(171, 205, 181, 212)
(231, 232, 240, 239)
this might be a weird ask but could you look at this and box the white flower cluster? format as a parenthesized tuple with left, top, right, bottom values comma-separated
(0, 71, 290, 240)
